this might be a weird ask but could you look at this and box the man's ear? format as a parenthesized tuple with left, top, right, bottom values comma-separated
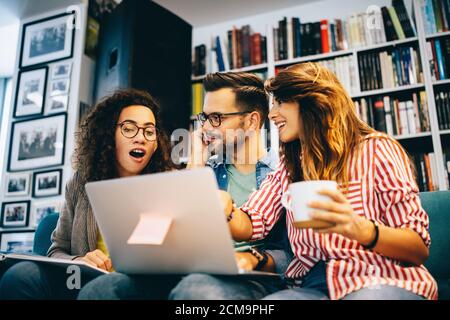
(248, 111, 261, 130)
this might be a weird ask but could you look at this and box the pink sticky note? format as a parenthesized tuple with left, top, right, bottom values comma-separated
(127, 213, 173, 245)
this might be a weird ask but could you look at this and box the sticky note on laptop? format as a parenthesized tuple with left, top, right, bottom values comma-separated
(127, 213, 173, 245)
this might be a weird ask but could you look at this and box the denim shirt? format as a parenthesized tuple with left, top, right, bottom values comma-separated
(207, 150, 279, 192)
(206, 150, 292, 273)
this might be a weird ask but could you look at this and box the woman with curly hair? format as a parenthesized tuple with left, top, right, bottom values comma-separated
(0, 89, 175, 299)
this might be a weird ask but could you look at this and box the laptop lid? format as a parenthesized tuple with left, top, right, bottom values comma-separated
(85, 168, 240, 275)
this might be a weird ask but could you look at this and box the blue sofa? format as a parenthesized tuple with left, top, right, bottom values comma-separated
(31, 191, 450, 299)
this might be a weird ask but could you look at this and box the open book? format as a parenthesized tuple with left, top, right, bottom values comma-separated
(0, 253, 109, 278)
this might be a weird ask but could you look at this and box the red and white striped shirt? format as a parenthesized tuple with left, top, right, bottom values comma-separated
(241, 133, 438, 300)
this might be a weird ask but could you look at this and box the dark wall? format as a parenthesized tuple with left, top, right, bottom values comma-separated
(94, 0, 192, 133)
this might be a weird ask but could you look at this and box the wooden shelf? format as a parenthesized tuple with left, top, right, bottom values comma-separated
(351, 84, 425, 99)
(440, 129, 450, 135)
(425, 31, 450, 40)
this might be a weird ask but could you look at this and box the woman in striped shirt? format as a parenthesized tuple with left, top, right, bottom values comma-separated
(227, 62, 437, 300)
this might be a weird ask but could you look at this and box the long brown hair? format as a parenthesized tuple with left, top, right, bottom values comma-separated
(73, 89, 174, 183)
(265, 62, 376, 187)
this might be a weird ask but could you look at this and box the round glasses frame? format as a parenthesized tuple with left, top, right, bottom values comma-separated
(116, 122, 158, 141)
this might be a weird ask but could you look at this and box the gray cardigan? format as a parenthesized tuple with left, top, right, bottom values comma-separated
(47, 173, 99, 260)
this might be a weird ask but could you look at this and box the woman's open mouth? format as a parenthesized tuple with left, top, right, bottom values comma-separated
(129, 148, 146, 159)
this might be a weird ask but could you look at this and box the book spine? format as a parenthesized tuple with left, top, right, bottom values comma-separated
(383, 96, 394, 136)
(424, 153, 434, 191)
(388, 6, 406, 39)
(435, 39, 447, 80)
(374, 99, 387, 133)
(399, 101, 409, 135)
(227, 30, 234, 70)
(261, 36, 267, 63)
(287, 18, 294, 60)
(320, 19, 330, 53)
(406, 100, 417, 134)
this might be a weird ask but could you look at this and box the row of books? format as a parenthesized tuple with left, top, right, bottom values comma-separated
(225, 26, 267, 70)
(412, 152, 440, 191)
(420, 0, 450, 34)
(426, 37, 450, 81)
(358, 45, 423, 91)
(353, 91, 430, 136)
(436, 90, 450, 130)
(272, 0, 415, 61)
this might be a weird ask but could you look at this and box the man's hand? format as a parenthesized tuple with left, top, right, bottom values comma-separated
(75, 249, 113, 272)
(217, 190, 234, 219)
(187, 128, 209, 168)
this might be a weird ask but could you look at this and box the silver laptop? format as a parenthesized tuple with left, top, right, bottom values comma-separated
(85, 168, 278, 277)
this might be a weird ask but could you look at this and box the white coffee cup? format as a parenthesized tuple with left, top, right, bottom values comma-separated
(281, 180, 338, 229)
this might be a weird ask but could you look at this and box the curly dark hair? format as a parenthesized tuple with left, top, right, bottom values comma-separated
(73, 89, 174, 183)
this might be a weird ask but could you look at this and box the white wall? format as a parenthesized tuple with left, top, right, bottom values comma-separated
(0, 23, 20, 77)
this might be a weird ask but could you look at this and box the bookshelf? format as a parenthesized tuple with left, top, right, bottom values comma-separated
(191, 0, 449, 191)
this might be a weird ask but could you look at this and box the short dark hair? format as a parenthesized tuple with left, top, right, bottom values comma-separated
(203, 72, 269, 128)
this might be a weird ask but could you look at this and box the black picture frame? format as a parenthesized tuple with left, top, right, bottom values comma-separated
(7, 113, 67, 172)
(13, 66, 48, 118)
(19, 11, 76, 69)
(0, 230, 35, 253)
(1, 200, 31, 228)
(32, 168, 63, 198)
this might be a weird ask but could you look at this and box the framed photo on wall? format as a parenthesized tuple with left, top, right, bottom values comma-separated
(45, 95, 69, 115)
(32, 169, 62, 198)
(50, 78, 70, 96)
(8, 113, 67, 172)
(1, 200, 31, 228)
(0, 231, 35, 253)
(30, 199, 62, 228)
(13, 67, 48, 118)
(4, 173, 31, 197)
(51, 61, 72, 79)
(19, 11, 76, 68)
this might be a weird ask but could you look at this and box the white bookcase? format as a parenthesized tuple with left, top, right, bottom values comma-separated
(191, 0, 449, 191)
